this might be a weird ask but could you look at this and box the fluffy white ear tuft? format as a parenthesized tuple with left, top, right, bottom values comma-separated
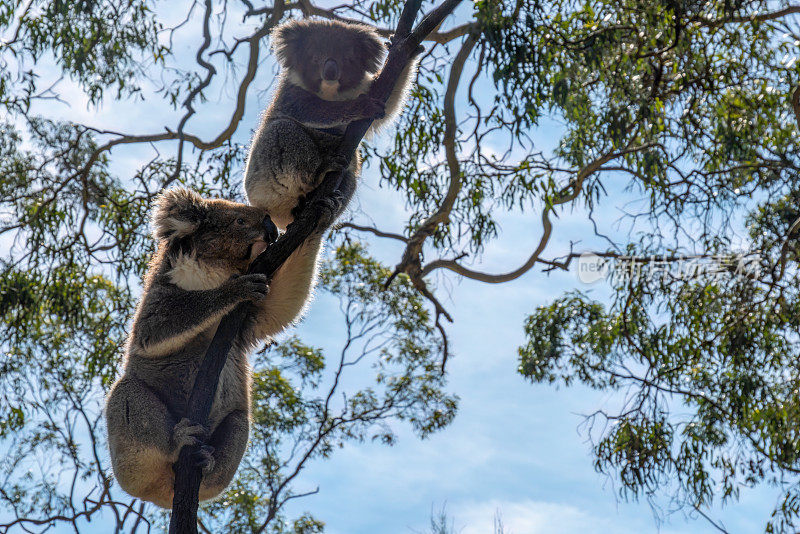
(151, 188, 205, 241)
(271, 19, 305, 69)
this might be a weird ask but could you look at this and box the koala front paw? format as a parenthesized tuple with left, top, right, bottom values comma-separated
(387, 36, 424, 57)
(172, 418, 207, 450)
(230, 273, 269, 302)
(192, 444, 216, 477)
(290, 194, 308, 222)
(324, 155, 350, 176)
(355, 94, 386, 120)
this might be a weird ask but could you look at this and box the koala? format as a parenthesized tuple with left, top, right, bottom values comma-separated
(105, 188, 320, 508)
(243, 17, 420, 231)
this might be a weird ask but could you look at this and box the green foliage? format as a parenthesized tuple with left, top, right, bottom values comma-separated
(520, 256, 800, 529)
(503, 0, 800, 530)
(483, 0, 797, 213)
(1, 0, 165, 108)
(1, 0, 799, 531)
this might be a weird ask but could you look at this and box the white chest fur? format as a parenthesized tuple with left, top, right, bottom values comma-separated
(168, 253, 231, 290)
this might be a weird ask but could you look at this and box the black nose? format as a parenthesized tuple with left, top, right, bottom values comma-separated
(263, 216, 278, 244)
(322, 58, 339, 81)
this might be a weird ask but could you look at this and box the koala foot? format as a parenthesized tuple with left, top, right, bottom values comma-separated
(192, 444, 216, 477)
(290, 194, 308, 222)
(313, 193, 346, 233)
(172, 418, 207, 450)
(229, 273, 269, 302)
(355, 94, 385, 120)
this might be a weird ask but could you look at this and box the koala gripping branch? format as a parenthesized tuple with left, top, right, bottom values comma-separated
(167, 0, 464, 532)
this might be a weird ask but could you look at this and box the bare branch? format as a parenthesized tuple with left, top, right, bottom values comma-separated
(386, 31, 478, 286)
(793, 84, 800, 130)
(76, 16, 274, 186)
(420, 142, 657, 283)
(337, 222, 409, 243)
(295, 0, 476, 43)
(699, 5, 800, 26)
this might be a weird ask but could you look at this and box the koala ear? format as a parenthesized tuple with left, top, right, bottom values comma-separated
(272, 20, 307, 69)
(151, 188, 205, 241)
(356, 29, 386, 74)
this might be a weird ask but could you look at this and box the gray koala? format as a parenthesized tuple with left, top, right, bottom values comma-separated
(105, 188, 320, 508)
(243, 17, 419, 231)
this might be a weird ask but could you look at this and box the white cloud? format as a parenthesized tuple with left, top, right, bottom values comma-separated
(447, 499, 636, 534)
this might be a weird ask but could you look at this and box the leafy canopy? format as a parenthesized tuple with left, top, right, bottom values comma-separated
(1, 0, 799, 531)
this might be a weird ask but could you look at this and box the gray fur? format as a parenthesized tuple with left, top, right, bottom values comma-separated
(241, 20, 418, 353)
(243, 17, 419, 231)
(105, 188, 288, 508)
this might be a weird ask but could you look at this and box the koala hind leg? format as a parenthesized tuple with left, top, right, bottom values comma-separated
(198, 409, 249, 502)
(313, 163, 359, 233)
(106, 378, 182, 508)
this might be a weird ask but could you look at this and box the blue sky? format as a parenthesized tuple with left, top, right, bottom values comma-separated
(8, 2, 787, 532)
(276, 176, 781, 534)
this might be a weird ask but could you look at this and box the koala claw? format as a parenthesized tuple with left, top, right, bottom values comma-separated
(173, 418, 207, 450)
(355, 94, 385, 120)
(324, 155, 350, 175)
(233, 273, 269, 302)
(192, 445, 216, 476)
(290, 194, 308, 221)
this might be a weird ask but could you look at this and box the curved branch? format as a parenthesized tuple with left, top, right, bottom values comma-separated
(373, 28, 477, 372)
(421, 142, 658, 283)
(387, 32, 478, 285)
(75, 11, 277, 186)
(422, 208, 554, 283)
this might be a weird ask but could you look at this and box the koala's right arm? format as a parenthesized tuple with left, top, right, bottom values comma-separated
(131, 273, 268, 358)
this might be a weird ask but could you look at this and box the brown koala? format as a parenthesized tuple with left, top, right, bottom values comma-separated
(243, 18, 420, 231)
(105, 188, 318, 508)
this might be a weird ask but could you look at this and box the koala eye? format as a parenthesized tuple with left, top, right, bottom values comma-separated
(236, 218, 246, 225)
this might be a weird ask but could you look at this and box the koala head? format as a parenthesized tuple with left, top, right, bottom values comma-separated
(152, 188, 278, 271)
(272, 18, 385, 98)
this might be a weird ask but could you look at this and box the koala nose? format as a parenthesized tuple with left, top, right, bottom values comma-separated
(263, 216, 279, 244)
(322, 58, 339, 81)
